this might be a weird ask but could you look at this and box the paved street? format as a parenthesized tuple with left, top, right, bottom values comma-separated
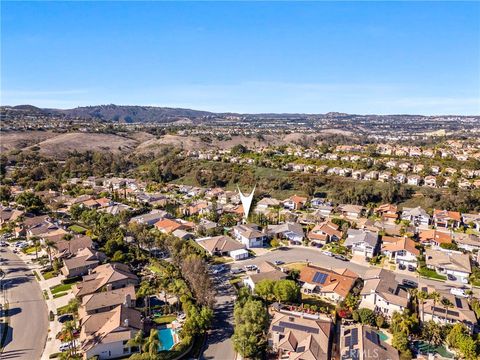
(0, 248, 48, 360)
(200, 271, 236, 360)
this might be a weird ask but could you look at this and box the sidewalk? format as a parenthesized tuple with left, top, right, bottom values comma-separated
(14, 251, 72, 360)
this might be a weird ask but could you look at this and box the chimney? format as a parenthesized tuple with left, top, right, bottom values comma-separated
(124, 294, 131, 307)
(124, 318, 129, 327)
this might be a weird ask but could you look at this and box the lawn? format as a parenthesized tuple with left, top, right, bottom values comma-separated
(68, 224, 87, 234)
(284, 262, 307, 271)
(52, 292, 68, 299)
(42, 271, 58, 280)
(417, 267, 447, 281)
(300, 294, 336, 313)
(153, 315, 177, 325)
(50, 283, 74, 294)
(211, 256, 233, 265)
(23, 246, 41, 255)
(148, 264, 163, 274)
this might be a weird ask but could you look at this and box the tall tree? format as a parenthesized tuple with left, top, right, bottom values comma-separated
(233, 298, 268, 358)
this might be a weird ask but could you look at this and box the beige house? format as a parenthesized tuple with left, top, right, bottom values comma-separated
(268, 308, 332, 360)
(61, 248, 106, 278)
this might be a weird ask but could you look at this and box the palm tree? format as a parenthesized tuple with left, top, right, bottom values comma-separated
(143, 329, 161, 355)
(62, 233, 73, 255)
(127, 329, 145, 354)
(31, 236, 40, 260)
(44, 239, 57, 267)
(429, 291, 441, 320)
(441, 297, 453, 324)
(417, 290, 429, 323)
(61, 320, 77, 355)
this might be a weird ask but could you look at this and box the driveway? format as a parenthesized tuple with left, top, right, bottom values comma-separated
(0, 248, 48, 360)
(200, 270, 236, 360)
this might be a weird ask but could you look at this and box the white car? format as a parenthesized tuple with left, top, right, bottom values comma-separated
(59, 340, 76, 352)
(450, 288, 468, 298)
(321, 251, 333, 257)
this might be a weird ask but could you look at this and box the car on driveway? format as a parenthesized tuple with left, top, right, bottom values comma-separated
(230, 268, 245, 275)
(59, 340, 77, 352)
(334, 254, 348, 261)
(245, 264, 258, 271)
(447, 274, 457, 281)
(0, 241, 8, 247)
(321, 251, 333, 257)
(402, 279, 418, 288)
(398, 264, 406, 271)
(58, 314, 74, 323)
(274, 260, 285, 265)
(407, 265, 415, 272)
(450, 288, 468, 298)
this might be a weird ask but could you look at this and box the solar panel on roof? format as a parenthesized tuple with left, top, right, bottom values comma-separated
(351, 328, 358, 345)
(455, 297, 463, 309)
(278, 321, 320, 334)
(366, 331, 380, 345)
(313, 271, 328, 284)
(344, 336, 351, 347)
(271, 325, 285, 333)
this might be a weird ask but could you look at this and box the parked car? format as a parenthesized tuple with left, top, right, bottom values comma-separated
(59, 340, 77, 352)
(402, 279, 418, 288)
(334, 254, 347, 261)
(58, 314, 74, 323)
(407, 265, 415, 272)
(447, 274, 457, 281)
(230, 268, 245, 275)
(274, 260, 285, 265)
(450, 288, 468, 298)
(244, 264, 258, 271)
(0, 241, 8, 247)
(321, 251, 333, 257)
(398, 264, 406, 271)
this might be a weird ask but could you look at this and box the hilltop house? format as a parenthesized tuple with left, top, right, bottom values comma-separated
(401, 207, 430, 227)
(307, 221, 342, 246)
(425, 248, 471, 282)
(433, 209, 462, 229)
(267, 222, 304, 245)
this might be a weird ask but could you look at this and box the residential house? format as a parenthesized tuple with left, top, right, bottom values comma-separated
(420, 293, 477, 333)
(462, 213, 480, 231)
(79, 305, 142, 360)
(73, 263, 139, 300)
(0, 207, 24, 227)
(374, 204, 398, 223)
(381, 236, 419, 268)
(424, 176, 437, 188)
(340, 324, 399, 360)
(299, 265, 358, 303)
(268, 309, 332, 360)
(61, 248, 107, 278)
(454, 233, 480, 253)
(337, 204, 366, 219)
(425, 248, 471, 282)
(129, 210, 172, 226)
(344, 229, 379, 259)
(307, 221, 342, 246)
(315, 205, 334, 218)
(48, 234, 94, 258)
(433, 209, 462, 229)
(196, 235, 248, 260)
(359, 269, 409, 318)
(379, 171, 392, 182)
(401, 207, 430, 227)
(244, 261, 287, 290)
(232, 223, 267, 248)
(79, 286, 136, 318)
(283, 195, 308, 210)
(267, 222, 304, 245)
(419, 229, 452, 247)
(154, 218, 187, 234)
(407, 175, 422, 186)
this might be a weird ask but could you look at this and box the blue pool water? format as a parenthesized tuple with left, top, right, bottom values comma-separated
(157, 328, 175, 351)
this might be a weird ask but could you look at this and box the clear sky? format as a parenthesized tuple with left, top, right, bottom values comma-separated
(1, 1, 479, 115)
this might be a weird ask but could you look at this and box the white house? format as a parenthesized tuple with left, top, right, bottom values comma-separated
(401, 206, 430, 227)
(344, 229, 379, 259)
(359, 269, 409, 318)
(232, 224, 267, 248)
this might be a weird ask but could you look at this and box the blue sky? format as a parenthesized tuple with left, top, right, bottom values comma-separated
(1, 1, 479, 115)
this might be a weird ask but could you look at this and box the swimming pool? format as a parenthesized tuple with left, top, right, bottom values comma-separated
(157, 327, 175, 351)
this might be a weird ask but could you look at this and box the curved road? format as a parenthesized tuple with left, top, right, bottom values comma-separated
(1, 248, 48, 360)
